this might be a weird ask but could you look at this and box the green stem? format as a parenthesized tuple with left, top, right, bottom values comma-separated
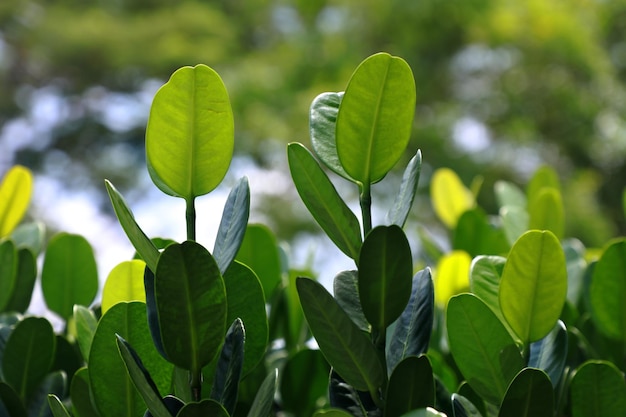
(360, 182, 372, 238)
(186, 197, 196, 241)
(189, 369, 202, 402)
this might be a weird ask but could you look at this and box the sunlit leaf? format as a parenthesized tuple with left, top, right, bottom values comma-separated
(73, 305, 98, 363)
(527, 165, 560, 202)
(500, 206, 529, 246)
(497, 368, 553, 417)
(494, 181, 526, 210)
(434, 251, 471, 308)
(528, 188, 564, 239)
(386, 150, 422, 228)
(0, 165, 33, 237)
(102, 260, 147, 314)
(431, 168, 474, 229)
(214, 176, 250, 275)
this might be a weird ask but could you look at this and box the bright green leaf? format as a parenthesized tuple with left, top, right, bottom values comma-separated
(0, 165, 33, 237)
(434, 251, 471, 308)
(214, 176, 250, 275)
(48, 394, 71, 417)
(386, 150, 422, 228)
(385, 355, 435, 417)
(453, 208, 509, 257)
(236, 224, 282, 298)
(528, 188, 564, 239)
(570, 361, 626, 417)
(73, 305, 98, 363)
(497, 368, 553, 417)
(500, 206, 529, 246)
(494, 181, 526, 210)
(102, 260, 146, 314)
(527, 165, 560, 202)
(431, 168, 474, 229)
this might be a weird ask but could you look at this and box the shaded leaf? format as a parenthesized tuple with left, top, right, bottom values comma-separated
(453, 209, 508, 257)
(10, 221, 45, 254)
(334, 270, 370, 332)
(385, 356, 434, 417)
(27, 370, 66, 417)
(497, 368, 553, 417)
(4, 248, 37, 314)
(236, 224, 282, 298)
(0, 239, 17, 312)
(386, 150, 422, 227)
(528, 320, 568, 388)
(329, 371, 378, 417)
(280, 349, 330, 416)
(528, 188, 564, 239)
(494, 181, 526, 210)
(570, 360, 626, 417)
(210, 319, 245, 415)
(451, 394, 483, 417)
(144, 267, 167, 361)
(73, 305, 98, 363)
(70, 367, 100, 417)
(48, 394, 71, 417)
(0, 382, 26, 417)
(247, 369, 277, 417)
(214, 177, 250, 275)
(177, 399, 229, 417)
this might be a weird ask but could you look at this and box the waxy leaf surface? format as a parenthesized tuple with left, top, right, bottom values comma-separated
(214, 177, 250, 275)
(386, 150, 422, 228)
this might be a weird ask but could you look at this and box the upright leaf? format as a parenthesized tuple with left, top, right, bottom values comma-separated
(497, 368, 553, 417)
(336, 53, 416, 184)
(528, 188, 564, 239)
(48, 394, 71, 417)
(0, 382, 26, 417)
(451, 394, 483, 417)
(177, 400, 229, 417)
(280, 349, 330, 417)
(334, 270, 370, 332)
(499, 230, 567, 343)
(70, 368, 100, 417)
(0, 239, 17, 312)
(10, 221, 45, 254)
(297, 278, 385, 392)
(288, 143, 362, 260)
(528, 321, 568, 388)
(27, 370, 66, 417)
(102, 260, 147, 314)
(236, 224, 282, 298)
(155, 241, 227, 373)
(431, 168, 474, 229)
(494, 181, 526, 210)
(247, 369, 277, 417)
(527, 165, 560, 203)
(453, 209, 509, 257)
(214, 177, 250, 275)
(386, 150, 422, 228)
(434, 251, 471, 308)
(385, 355, 435, 417)
(144, 267, 168, 361)
(42, 233, 98, 320)
(210, 319, 245, 415)
(0, 165, 33, 237)
(570, 361, 626, 417)
(73, 305, 98, 363)
(4, 248, 37, 313)
(358, 225, 413, 332)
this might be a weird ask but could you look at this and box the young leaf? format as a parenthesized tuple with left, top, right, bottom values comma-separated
(288, 142, 362, 260)
(528, 188, 564, 239)
(0, 239, 17, 312)
(297, 277, 385, 393)
(309, 91, 352, 181)
(451, 394, 483, 417)
(102, 260, 147, 314)
(386, 149, 422, 228)
(236, 224, 282, 298)
(431, 168, 474, 229)
(358, 225, 413, 333)
(528, 320, 568, 388)
(499, 230, 567, 343)
(280, 349, 330, 417)
(210, 318, 245, 415)
(105, 180, 160, 272)
(385, 355, 435, 417)
(214, 176, 250, 275)
(570, 360, 626, 417)
(73, 305, 98, 363)
(155, 241, 227, 373)
(177, 399, 229, 417)
(447, 294, 523, 405)
(334, 270, 370, 332)
(47, 394, 71, 417)
(247, 368, 277, 417)
(4, 248, 37, 313)
(336, 53, 416, 185)
(146, 64, 233, 199)
(0, 165, 33, 237)
(41, 233, 98, 320)
(388, 268, 434, 374)
(434, 251, 471, 308)
(497, 368, 553, 417)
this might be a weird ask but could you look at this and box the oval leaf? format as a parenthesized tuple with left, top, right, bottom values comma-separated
(0, 165, 33, 237)
(102, 260, 147, 314)
(570, 361, 626, 417)
(334, 270, 370, 332)
(434, 251, 471, 308)
(528, 188, 564, 239)
(497, 368, 553, 417)
(4, 248, 37, 314)
(73, 305, 98, 363)
(431, 168, 474, 229)
(385, 355, 435, 417)
(214, 177, 250, 275)
(146, 64, 234, 199)
(386, 150, 422, 228)
(0, 239, 17, 312)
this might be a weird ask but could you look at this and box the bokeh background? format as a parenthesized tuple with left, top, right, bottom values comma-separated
(2, 0, 626, 286)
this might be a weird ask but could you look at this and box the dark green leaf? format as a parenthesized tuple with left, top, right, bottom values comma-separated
(143, 267, 168, 361)
(48, 394, 71, 417)
(287, 143, 362, 260)
(246, 369, 277, 417)
(451, 394, 483, 417)
(333, 270, 370, 332)
(214, 177, 250, 275)
(313, 409, 353, 417)
(236, 224, 282, 298)
(328, 371, 377, 417)
(570, 360, 626, 417)
(497, 368, 553, 417)
(388, 268, 434, 374)
(210, 319, 244, 415)
(336, 52, 415, 184)
(70, 367, 100, 417)
(27, 370, 66, 417)
(528, 320, 568, 388)
(453, 209, 509, 257)
(42, 233, 98, 320)
(385, 356, 434, 417)
(359, 225, 412, 332)
(4, 248, 36, 314)
(297, 278, 384, 392)
(0, 239, 17, 312)
(176, 399, 229, 417)
(280, 349, 330, 416)
(0, 382, 26, 417)
(73, 305, 98, 363)
(386, 150, 422, 228)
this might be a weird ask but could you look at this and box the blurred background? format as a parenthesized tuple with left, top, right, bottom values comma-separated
(2, 0, 626, 282)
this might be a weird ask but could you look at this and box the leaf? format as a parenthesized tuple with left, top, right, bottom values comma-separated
(528, 188, 564, 239)
(397, 408, 447, 417)
(2, 317, 55, 402)
(431, 168, 474, 229)
(528, 320, 568, 388)
(453, 208, 509, 257)
(143, 267, 168, 361)
(334, 270, 370, 332)
(386, 150, 422, 228)
(499, 230, 567, 343)
(358, 225, 413, 332)
(42, 233, 98, 320)
(570, 360, 626, 417)
(446, 294, 523, 405)
(451, 394, 483, 417)
(526, 165, 560, 202)
(287, 142, 362, 260)
(247, 369, 277, 417)
(499, 206, 529, 246)
(589, 238, 626, 339)
(385, 355, 435, 417)
(10, 221, 45, 254)
(105, 180, 160, 272)
(280, 349, 330, 416)
(73, 305, 98, 363)
(236, 224, 282, 298)
(210, 319, 244, 415)
(146, 64, 234, 199)
(214, 176, 250, 275)
(297, 278, 385, 392)
(89, 302, 173, 417)
(0, 165, 33, 237)
(563, 238, 587, 306)
(102, 260, 147, 314)
(434, 251, 471, 308)
(176, 399, 229, 417)
(4, 248, 37, 314)
(27, 370, 66, 417)
(48, 394, 71, 417)
(0, 239, 17, 312)
(329, 370, 378, 417)
(314, 410, 354, 417)
(116, 335, 173, 417)
(388, 268, 434, 374)
(309, 91, 352, 181)
(494, 181, 526, 210)
(223, 261, 267, 375)
(497, 368, 553, 417)
(70, 367, 100, 417)
(155, 241, 227, 373)
(0, 382, 26, 417)
(336, 52, 415, 185)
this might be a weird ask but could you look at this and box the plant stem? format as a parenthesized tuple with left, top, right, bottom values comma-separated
(186, 197, 196, 241)
(190, 369, 202, 402)
(360, 182, 372, 238)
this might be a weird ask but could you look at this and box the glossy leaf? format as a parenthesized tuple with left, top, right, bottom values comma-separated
(328, 370, 378, 417)
(73, 305, 98, 363)
(0, 382, 26, 417)
(451, 394, 483, 417)
(494, 181, 526, 210)
(102, 260, 147, 314)
(214, 176, 250, 275)
(146, 64, 234, 199)
(499, 230, 567, 343)
(144, 267, 168, 361)
(386, 150, 422, 227)
(447, 294, 523, 405)
(297, 277, 385, 392)
(106, 180, 160, 272)
(388, 268, 434, 373)
(280, 349, 330, 416)
(498, 368, 553, 417)
(336, 52, 415, 184)
(288, 142, 362, 260)
(570, 360, 626, 417)
(385, 356, 435, 417)
(528, 188, 564, 239)
(177, 400, 229, 417)
(155, 241, 227, 372)
(236, 223, 282, 298)
(431, 168, 474, 229)
(210, 319, 244, 415)
(2, 317, 55, 401)
(359, 225, 413, 332)
(0, 239, 17, 312)
(0, 165, 33, 237)
(42, 233, 98, 320)
(434, 251, 471, 307)
(90, 302, 173, 417)
(334, 270, 370, 332)
(310, 91, 352, 180)
(48, 394, 71, 417)
(70, 367, 100, 417)
(4, 248, 37, 313)
(589, 238, 626, 339)
(528, 320, 568, 388)
(247, 369, 278, 417)
(223, 261, 267, 375)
